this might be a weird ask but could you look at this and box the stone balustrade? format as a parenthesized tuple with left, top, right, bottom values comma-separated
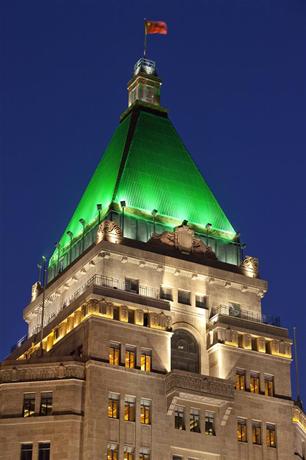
(0, 363, 85, 384)
(293, 406, 306, 434)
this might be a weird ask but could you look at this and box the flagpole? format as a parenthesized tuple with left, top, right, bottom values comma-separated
(143, 19, 147, 58)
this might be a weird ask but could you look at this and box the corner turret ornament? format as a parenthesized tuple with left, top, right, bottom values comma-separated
(96, 220, 122, 245)
(240, 256, 259, 278)
(151, 223, 217, 258)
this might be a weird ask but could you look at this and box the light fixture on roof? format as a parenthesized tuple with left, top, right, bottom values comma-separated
(79, 219, 86, 252)
(152, 209, 158, 235)
(206, 223, 212, 231)
(120, 200, 126, 208)
(97, 204, 102, 224)
(66, 231, 74, 264)
(182, 219, 188, 226)
(120, 201, 126, 237)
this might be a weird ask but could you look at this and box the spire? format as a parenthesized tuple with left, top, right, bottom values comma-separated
(127, 58, 162, 108)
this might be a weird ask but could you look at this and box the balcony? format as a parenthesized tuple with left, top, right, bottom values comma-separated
(166, 370, 234, 413)
(210, 305, 281, 327)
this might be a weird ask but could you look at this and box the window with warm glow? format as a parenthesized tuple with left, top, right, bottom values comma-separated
(140, 399, 151, 425)
(252, 422, 262, 445)
(108, 393, 120, 419)
(235, 371, 246, 391)
(107, 444, 118, 460)
(124, 396, 136, 422)
(174, 406, 185, 430)
(264, 376, 274, 397)
(250, 373, 260, 394)
(20, 443, 33, 460)
(125, 348, 136, 369)
(205, 412, 215, 436)
(140, 351, 151, 371)
(237, 419, 247, 442)
(124, 447, 134, 460)
(109, 344, 120, 365)
(23, 393, 35, 417)
(266, 424, 277, 447)
(40, 392, 52, 416)
(190, 408, 201, 433)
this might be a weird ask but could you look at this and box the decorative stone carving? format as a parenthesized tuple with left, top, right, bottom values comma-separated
(151, 223, 217, 258)
(31, 281, 42, 302)
(0, 364, 85, 384)
(149, 311, 171, 330)
(240, 256, 259, 278)
(96, 220, 122, 244)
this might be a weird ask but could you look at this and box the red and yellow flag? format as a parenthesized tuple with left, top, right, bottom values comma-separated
(145, 20, 168, 35)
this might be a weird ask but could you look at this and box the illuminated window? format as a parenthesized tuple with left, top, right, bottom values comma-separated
(237, 418, 247, 442)
(140, 350, 151, 372)
(124, 446, 134, 460)
(108, 393, 120, 419)
(20, 443, 33, 460)
(266, 424, 277, 447)
(264, 376, 274, 397)
(190, 408, 201, 433)
(195, 295, 207, 309)
(139, 448, 150, 460)
(107, 444, 118, 460)
(160, 286, 173, 301)
(252, 422, 262, 445)
(140, 398, 151, 425)
(250, 373, 260, 394)
(174, 406, 185, 430)
(205, 412, 215, 436)
(109, 343, 120, 365)
(40, 392, 52, 416)
(124, 396, 136, 422)
(38, 442, 50, 460)
(125, 348, 136, 369)
(23, 393, 35, 417)
(178, 289, 191, 305)
(235, 371, 246, 391)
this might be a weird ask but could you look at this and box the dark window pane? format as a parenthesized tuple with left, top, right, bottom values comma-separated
(20, 444, 33, 460)
(38, 443, 50, 460)
(40, 393, 53, 416)
(23, 394, 35, 417)
(178, 290, 191, 305)
(160, 286, 173, 301)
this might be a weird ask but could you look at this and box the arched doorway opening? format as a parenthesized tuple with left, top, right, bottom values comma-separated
(171, 329, 199, 373)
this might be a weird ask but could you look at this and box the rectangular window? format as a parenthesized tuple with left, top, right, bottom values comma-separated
(237, 418, 247, 442)
(190, 408, 201, 433)
(252, 422, 262, 445)
(140, 351, 151, 372)
(178, 289, 191, 305)
(125, 348, 136, 369)
(124, 447, 134, 460)
(139, 448, 150, 460)
(266, 424, 277, 447)
(109, 343, 120, 365)
(205, 412, 215, 436)
(23, 394, 35, 417)
(20, 444, 33, 460)
(140, 398, 151, 425)
(40, 392, 52, 416)
(125, 278, 139, 294)
(235, 370, 246, 391)
(250, 373, 260, 394)
(195, 295, 207, 309)
(174, 406, 185, 430)
(108, 392, 120, 419)
(107, 444, 118, 460)
(124, 396, 136, 422)
(264, 376, 274, 397)
(38, 442, 50, 460)
(160, 286, 173, 301)
(172, 457, 183, 460)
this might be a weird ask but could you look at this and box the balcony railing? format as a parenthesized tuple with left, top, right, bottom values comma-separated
(64, 274, 160, 308)
(210, 305, 281, 327)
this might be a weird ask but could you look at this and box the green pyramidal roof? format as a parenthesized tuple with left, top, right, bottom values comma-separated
(51, 104, 235, 264)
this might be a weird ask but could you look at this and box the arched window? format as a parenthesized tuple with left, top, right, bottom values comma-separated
(171, 329, 199, 373)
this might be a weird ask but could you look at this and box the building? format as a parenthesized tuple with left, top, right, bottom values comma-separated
(1, 57, 305, 460)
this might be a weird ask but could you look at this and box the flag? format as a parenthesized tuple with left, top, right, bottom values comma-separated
(145, 20, 168, 35)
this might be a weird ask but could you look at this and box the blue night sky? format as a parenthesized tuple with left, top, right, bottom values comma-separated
(1, 1, 305, 403)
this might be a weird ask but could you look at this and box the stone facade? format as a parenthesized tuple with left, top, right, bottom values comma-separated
(1, 234, 305, 460)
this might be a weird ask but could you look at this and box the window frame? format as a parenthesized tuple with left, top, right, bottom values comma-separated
(124, 396, 136, 422)
(205, 411, 215, 436)
(266, 424, 277, 448)
(140, 350, 151, 372)
(108, 392, 120, 419)
(174, 406, 185, 430)
(160, 286, 173, 301)
(237, 418, 248, 443)
(38, 442, 50, 460)
(23, 393, 35, 418)
(252, 421, 262, 445)
(39, 392, 53, 416)
(190, 408, 201, 433)
(178, 289, 191, 305)
(140, 398, 151, 425)
(20, 443, 33, 460)
(250, 372, 260, 394)
(109, 343, 120, 366)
